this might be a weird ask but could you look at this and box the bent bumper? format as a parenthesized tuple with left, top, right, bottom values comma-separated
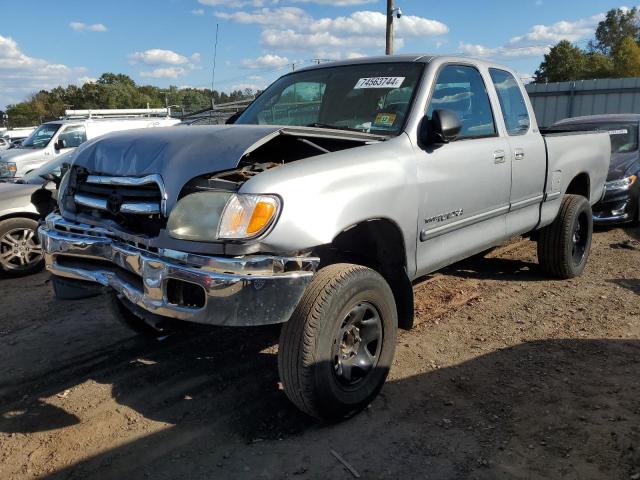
(39, 214, 318, 326)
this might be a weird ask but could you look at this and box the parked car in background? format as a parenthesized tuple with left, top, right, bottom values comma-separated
(39, 55, 610, 420)
(0, 153, 71, 276)
(552, 114, 640, 225)
(0, 137, 10, 151)
(1, 126, 37, 145)
(0, 109, 180, 179)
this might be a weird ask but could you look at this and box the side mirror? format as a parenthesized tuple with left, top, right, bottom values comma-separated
(420, 109, 462, 145)
(54, 139, 67, 150)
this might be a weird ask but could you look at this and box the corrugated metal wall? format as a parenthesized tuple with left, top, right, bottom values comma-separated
(525, 77, 640, 127)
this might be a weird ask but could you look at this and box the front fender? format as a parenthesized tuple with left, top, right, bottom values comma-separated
(240, 134, 420, 275)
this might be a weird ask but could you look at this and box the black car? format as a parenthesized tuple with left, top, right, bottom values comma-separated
(552, 114, 639, 225)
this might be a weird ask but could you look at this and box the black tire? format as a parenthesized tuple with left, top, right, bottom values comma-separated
(0, 217, 44, 277)
(278, 263, 397, 421)
(537, 194, 593, 279)
(109, 293, 181, 338)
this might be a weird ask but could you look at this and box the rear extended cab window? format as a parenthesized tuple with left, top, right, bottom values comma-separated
(489, 68, 531, 136)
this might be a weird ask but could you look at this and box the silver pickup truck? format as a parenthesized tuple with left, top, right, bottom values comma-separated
(38, 55, 610, 420)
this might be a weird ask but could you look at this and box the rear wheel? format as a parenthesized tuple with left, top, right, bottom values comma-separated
(537, 194, 593, 279)
(278, 263, 397, 421)
(0, 217, 44, 277)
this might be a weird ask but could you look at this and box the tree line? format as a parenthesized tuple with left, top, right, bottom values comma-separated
(534, 8, 640, 83)
(4, 73, 256, 127)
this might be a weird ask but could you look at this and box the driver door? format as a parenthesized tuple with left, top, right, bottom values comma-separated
(52, 125, 86, 157)
(415, 64, 512, 275)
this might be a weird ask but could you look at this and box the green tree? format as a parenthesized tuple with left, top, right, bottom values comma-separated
(584, 52, 614, 78)
(534, 40, 587, 83)
(592, 7, 640, 55)
(613, 35, 640, 76)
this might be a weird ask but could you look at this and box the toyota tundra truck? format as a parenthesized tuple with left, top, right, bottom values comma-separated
(38, 55, 610, 420)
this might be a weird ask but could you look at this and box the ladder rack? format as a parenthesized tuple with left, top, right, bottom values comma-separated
(63, 108, 171, 119)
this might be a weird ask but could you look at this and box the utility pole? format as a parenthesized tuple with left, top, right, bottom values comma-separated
(385, 0, 394, 55)
(211, 23, 219, 110)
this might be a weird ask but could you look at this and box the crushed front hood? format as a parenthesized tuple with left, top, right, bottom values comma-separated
(72, 125, 283, 211)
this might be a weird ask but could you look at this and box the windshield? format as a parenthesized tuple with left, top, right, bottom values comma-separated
(21, 154, 70, 184)
(21, 124, 61, 149)
(553, 122, 639, 154)
(235, 62, 425, 135)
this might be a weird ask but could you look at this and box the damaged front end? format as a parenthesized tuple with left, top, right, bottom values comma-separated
(38, 125, 375, 326)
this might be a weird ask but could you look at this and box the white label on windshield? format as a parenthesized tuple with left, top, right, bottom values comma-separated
(354, 77, 405, 89)
(609, 129, 628, 135)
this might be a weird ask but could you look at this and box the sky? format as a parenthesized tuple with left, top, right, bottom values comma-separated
(0, 0, 632, 110)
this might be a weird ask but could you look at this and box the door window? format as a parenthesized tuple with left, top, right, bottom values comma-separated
(58, 125, 87, 148)
(489, 69, 530, 136)
(427, 65, 496, 140)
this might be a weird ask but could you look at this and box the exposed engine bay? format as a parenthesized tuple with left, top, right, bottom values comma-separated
(59, 128, 378, 238)
(180, 129, 377, 196)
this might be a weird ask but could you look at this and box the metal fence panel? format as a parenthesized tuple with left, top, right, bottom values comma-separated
(525, 77, 640, 127)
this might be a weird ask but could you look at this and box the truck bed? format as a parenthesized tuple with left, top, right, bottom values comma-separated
(536, 129, 610, 228)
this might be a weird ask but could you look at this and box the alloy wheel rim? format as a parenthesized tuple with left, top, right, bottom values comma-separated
(571, 212, 589, 265)
(332, 301, 383, 387)
(0, 228, 43, 270)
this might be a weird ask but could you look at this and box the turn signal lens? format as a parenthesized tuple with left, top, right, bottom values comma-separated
(247, 201, 277, 234)
(218, 194, 280, 240)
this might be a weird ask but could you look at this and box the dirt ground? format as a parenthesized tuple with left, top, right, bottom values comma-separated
(0, 226, 639, 480)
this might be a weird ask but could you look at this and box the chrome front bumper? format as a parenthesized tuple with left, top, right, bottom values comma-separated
(39, 214, 318, 326)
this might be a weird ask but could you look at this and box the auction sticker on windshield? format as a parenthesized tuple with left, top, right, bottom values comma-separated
(608, 129, 629, 135)
(355, 77, 405, 89)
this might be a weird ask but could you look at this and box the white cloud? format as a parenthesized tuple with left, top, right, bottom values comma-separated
(458, 11, 609, 60)
(215, 7, 309, 28)
(78, 76, 97, 84)
(507, 14, 604, 47)
(69, 22, 108, 32)
(291, 0, 376, 4)
(140, 67, 187, 79)
(219, 8, 446, 56)
(199, 0, 267, 7)
(240, 54, 290, 69)
(191, 8, 205, 15)
(0, 34, 86, 108)
(128, 49, 199, 66)
(129, 49, 200, 80)
(200, 0, 372, 6)
(309, 11, 448, 37)
(458, 42, 551, 59)
(230, 82, 265, 91)
(261, 28, 403, 51)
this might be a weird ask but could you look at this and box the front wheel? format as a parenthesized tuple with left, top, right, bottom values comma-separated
(537, 194, 593, 279)
(278, 263, 397, 421)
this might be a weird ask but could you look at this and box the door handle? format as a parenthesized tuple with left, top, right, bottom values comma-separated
(514, 149, 525, 161)
(493, 150, 506, 164)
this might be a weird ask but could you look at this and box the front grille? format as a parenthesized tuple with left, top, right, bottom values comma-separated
(73, 173, 166, 236)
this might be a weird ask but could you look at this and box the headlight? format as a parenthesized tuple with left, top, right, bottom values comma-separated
(0, 162, 17, 177)
(167, 192, 280, 242)
(605, 175, 637, 192)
